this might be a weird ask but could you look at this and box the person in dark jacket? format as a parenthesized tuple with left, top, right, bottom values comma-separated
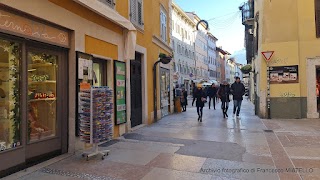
(231, 77, 246, 119)
(215, 85, 220, 103)
(192, 83, 197, 106)
(218, 80, 231, 118)
(207, 83, 218, 110)
(181, 88, 188, 112)
(195, 84, 206, 122)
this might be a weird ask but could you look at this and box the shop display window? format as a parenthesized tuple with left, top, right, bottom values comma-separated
(0, 38, 21, 151)
(28, 51, 57, 142)
(93, 63, 102, 87)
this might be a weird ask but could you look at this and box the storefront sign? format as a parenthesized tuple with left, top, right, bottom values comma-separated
(269, 65, 299, 84)
(114, 61, 126, 125)
(0, 9, 69, 47)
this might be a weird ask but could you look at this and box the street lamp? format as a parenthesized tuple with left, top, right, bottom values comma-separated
(153, 53, 172, 122)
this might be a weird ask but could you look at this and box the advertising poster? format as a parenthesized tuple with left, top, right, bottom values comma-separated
(269, 65, 299, 84)
(78, 58, 93, 80)
(114, 61, 127, 125)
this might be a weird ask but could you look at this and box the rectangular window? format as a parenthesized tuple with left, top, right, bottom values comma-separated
(172, 20, 175, 30)
(182, 30, 184, 38)
(130, 0, 144, 28)
(98, 0, 115, 9)
(172, 40, 175, 51)
(28, 50, 57, 142)
(160, 9, 167, 42)
(0, 38, 21, 151)
(316, 0, 320, 37)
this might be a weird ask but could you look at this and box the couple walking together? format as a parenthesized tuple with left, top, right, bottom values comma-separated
(194, 77, 245, 121)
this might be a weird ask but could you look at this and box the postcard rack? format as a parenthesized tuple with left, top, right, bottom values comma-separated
(79, 86, 113, 160)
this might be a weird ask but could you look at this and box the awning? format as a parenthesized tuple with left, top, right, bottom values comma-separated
(74, 0, 137, 60)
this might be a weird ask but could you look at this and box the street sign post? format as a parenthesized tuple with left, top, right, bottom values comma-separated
(261, 51, 274, 119)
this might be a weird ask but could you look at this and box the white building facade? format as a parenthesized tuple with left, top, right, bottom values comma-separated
(186, 12, 208, 82)
(207, 33, 218, 82)
(225, 59, 232, 83)
(171, 3, 196, 93)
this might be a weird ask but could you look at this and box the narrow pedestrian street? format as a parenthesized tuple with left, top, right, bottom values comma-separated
(6, 100, 320, 180)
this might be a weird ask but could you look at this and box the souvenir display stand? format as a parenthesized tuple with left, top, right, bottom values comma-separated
(78, 86, 113, 160)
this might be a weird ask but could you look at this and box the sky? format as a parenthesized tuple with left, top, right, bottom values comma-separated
(174, 0, 247, 64)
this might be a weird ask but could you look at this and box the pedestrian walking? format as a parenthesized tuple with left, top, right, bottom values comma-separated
(207, 83, 218, 110)
(180, 88, 187, 112)
(192, 83, 197, 106)
(215, 85, 220, 103)
(217, 80, 231, 118)
(195, 84, 206, 122)
(231, 77, 246, 119)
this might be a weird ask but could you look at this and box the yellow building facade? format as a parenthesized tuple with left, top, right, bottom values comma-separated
(0, 0, 172, 174)
(117, 0, 173, 124)
(250, 0, 320, 118)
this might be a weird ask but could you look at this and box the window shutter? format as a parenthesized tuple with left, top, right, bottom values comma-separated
(160, 11, 163, 39)
(131, 0, 137, 22)
(164, 13, 167, 42)
(315, 0, 320, 37)
(99, 0, 115, 8)
(137, 0, 143, 25)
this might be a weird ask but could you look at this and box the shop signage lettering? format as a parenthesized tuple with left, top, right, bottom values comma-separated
(0, 9, 69, 47)
(114, 61, 127, 125)
(116, 67, 125, 75)
(117, 104, 126, 111)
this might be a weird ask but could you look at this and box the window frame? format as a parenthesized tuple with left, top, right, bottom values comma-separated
(160, 6, 168, 42)
(130, 0, 144, 29)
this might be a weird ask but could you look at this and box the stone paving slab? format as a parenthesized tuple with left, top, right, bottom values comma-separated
(8, 100, 320, 180)
(147, 153, 206, 172)
(141, 168, 212, 180)
(200, 158, 278, 180)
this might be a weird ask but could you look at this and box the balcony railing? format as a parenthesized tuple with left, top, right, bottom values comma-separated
(240, 0, 254, 25)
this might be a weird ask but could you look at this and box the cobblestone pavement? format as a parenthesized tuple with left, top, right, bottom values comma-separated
(5, 99, 320, 180)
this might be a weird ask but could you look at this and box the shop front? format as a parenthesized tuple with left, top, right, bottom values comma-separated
(0, 6, 69, 177)
(160, 68, 170, 117)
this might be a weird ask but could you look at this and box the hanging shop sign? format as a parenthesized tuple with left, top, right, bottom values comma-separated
(269, 65, 299, 84)
(114, 61, 127, 125)
(0, 8, 69, 47)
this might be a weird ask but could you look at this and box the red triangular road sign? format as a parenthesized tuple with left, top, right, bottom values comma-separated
(261, 51, 274, 62)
